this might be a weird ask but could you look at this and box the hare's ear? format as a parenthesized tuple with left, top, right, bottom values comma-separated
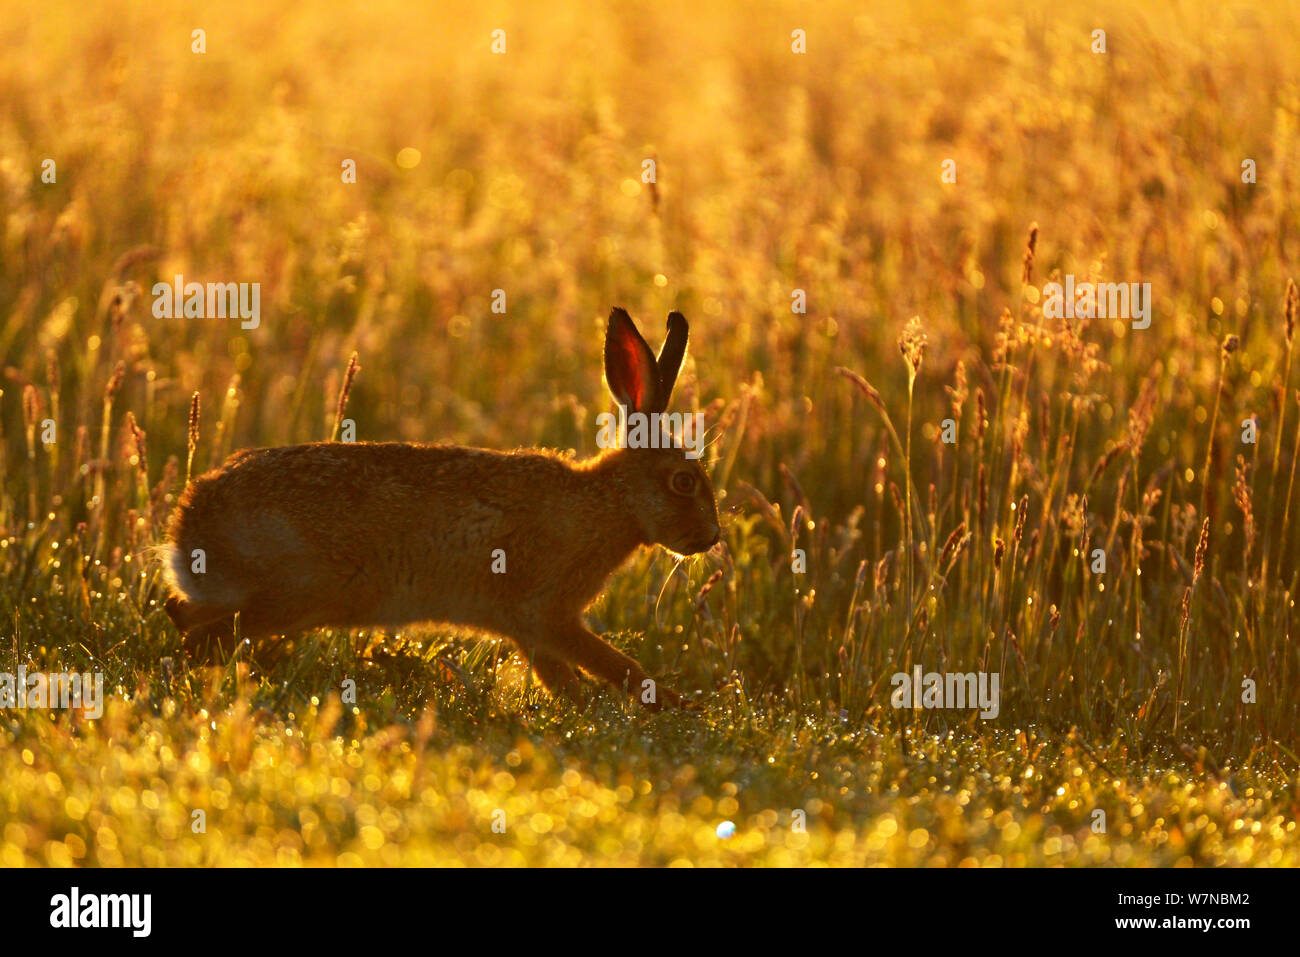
(656, 311, 689, 403)
(604, 307, 662, 413)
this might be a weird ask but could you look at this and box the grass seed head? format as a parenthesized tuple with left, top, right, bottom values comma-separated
(1013, 494, 1028, 545)
(1021, 222, 1039, 285)
(104, 361, 126, 402)
(1193, 517, 1210, 585)
(125, 411, 148, 476)
(1285, 278, 1297, 346)
(939, 522, 969, 570)
(22, 383, 42, 429)
(898, 316, 927, 383)
(837, 366, 887, 415)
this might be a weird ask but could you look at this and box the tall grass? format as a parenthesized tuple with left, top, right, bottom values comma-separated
(1, 0, 1299, 865)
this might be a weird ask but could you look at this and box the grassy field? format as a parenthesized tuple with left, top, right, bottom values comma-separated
(2, 0, 1300, 866)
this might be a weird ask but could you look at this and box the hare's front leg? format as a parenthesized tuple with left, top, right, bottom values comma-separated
(166, 591, 317, 662)
(547, 621, 684, 710)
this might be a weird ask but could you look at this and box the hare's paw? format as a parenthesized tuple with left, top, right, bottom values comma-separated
(181, 621, 237, 664)
(677, 693, 703, 713)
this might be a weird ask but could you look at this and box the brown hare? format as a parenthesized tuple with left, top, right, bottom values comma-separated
(162, 307, 720, 709)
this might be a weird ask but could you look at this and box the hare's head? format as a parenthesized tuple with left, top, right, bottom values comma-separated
(602, 307, 720, 556)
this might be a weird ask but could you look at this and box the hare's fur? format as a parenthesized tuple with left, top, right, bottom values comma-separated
(163, 308, 720, 709)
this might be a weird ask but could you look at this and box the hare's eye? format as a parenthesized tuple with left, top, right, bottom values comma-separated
(670, 471, 696, 495)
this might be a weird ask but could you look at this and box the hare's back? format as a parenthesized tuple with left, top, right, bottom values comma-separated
(166, 442, 561, 608)
(186, 441, 537, 532)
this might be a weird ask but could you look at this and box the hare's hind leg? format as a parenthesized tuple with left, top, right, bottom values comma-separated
(547, 622, 684, 711)
(529, 650, 582, 699)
